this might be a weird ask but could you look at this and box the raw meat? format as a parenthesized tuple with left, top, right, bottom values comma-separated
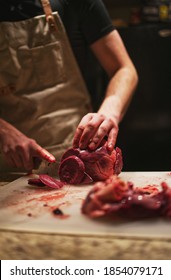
(82, 175, 171, 219)
(58, 155, 85, 184)
(28, 174, 64, 189)
(28, 178, 45, 187)
(58, 146, 123, 184)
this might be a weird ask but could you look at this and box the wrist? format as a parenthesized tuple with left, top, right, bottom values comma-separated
(98, 95, 122, 124)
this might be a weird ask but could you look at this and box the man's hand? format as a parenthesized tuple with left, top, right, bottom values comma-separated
(0, 120, 56, 171)
(73, 112, 118, 151)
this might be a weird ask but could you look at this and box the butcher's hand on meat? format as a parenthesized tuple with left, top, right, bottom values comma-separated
(0, 118, 56, 171)
(73, 113, 119, 151)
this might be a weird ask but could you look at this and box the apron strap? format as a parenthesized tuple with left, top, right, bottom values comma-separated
(40, 0, 58, 31)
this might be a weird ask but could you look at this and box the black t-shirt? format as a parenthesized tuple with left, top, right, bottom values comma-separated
(0, 0, 115, 107)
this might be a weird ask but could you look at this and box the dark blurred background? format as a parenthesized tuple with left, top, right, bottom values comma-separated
(87, 0, 171, 171)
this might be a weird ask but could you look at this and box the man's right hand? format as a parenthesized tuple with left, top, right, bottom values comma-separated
(0, 119, 56, 171)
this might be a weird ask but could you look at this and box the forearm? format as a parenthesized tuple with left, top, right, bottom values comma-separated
(90, 29, 138, 124)
(98, 65, 138, 124)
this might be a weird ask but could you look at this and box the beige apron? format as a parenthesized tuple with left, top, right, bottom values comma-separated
(0, 0, 91, 172)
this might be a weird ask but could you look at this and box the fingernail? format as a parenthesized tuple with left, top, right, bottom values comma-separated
(49, 155, 56, 162)
(108, 143, 113, 150)
(89, 143, 96, 150)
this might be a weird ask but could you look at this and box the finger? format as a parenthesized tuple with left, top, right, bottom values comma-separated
(18, 148, 34, 171)
(88, 119, 112, 150)
(78, 115, 105, 149)
(15, 144, 35, 171)
(73, 114, 93, 148)
(107, 127, 118, 151)
(34, 144, 56, 163)
(11, 154, 24, 169)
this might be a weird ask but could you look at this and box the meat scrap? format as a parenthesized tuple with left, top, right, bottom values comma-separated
(58, 146, 123, 185)
(28, 178, 45, 187)
(28, 174, 65, 189)
(81, 175, 171, 219)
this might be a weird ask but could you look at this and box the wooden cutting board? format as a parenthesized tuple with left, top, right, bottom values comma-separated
(0, 172, 171, 239)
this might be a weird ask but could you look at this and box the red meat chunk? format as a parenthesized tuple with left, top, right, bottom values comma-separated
(58, 146, 123, 184)
(81, 175, 171, 219)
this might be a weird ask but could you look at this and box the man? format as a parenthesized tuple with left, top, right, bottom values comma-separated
(0, 0, 138, 172)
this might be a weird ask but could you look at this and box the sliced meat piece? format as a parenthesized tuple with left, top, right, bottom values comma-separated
(58, 155, 85, 184)
(28, 178, 45, 187)
(39, 174, 65, 189)
(28, 175, 64, 189)
(60, 148, 80, 162)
